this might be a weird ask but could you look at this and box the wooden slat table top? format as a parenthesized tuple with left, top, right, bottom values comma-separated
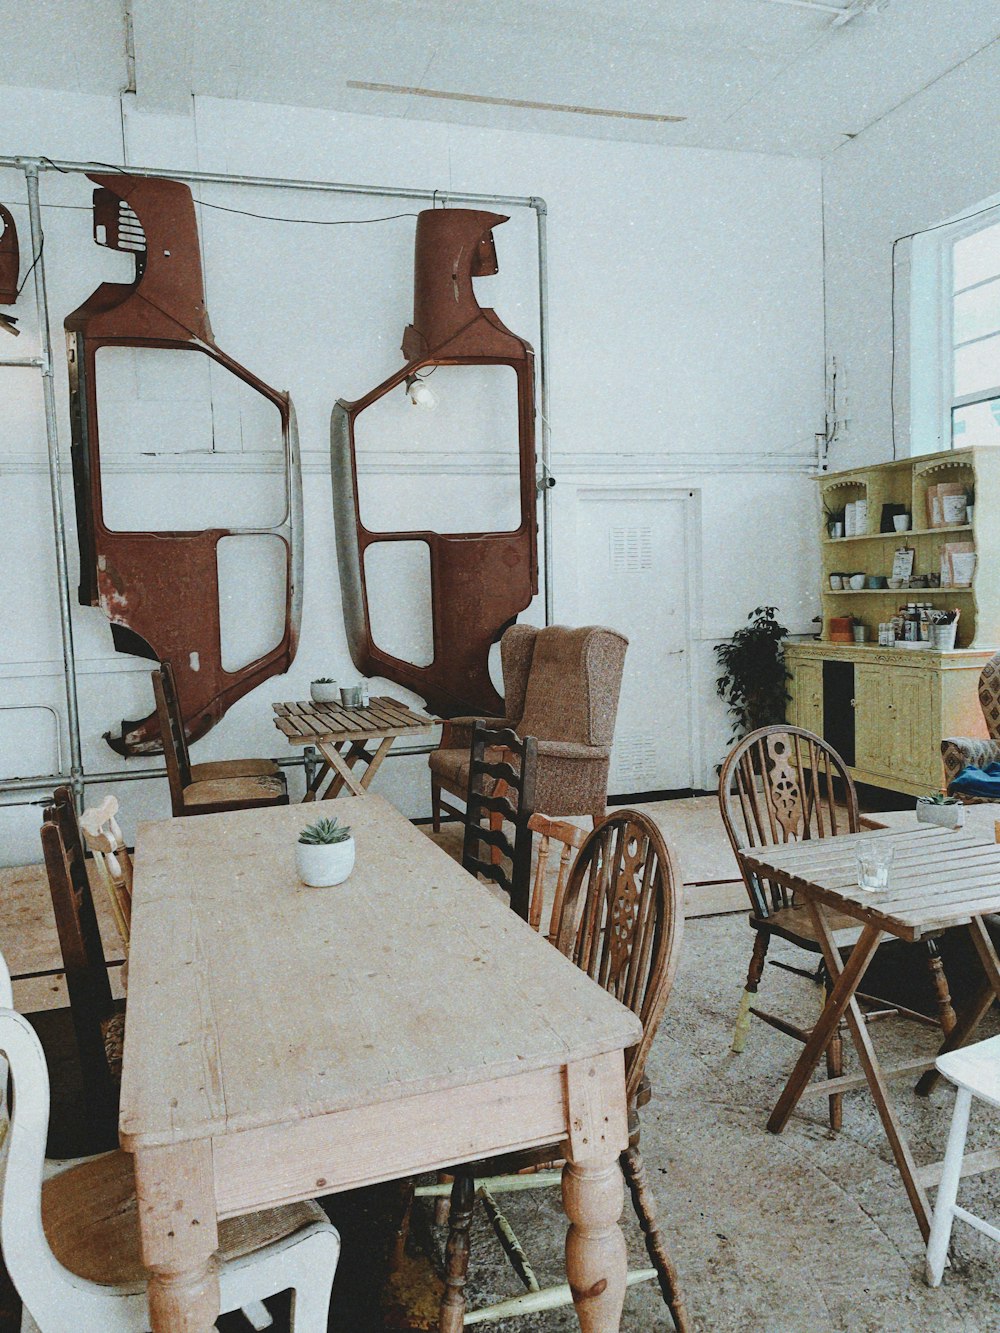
(119, 795, 642, 1150)
(272, 696, 436, 745)
(742, 825, 1000, 942)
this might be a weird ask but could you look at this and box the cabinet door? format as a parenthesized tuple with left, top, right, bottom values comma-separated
(888, 670, 936, 787)
(792, 660, 823, 736)
(853, 664, 886, 775)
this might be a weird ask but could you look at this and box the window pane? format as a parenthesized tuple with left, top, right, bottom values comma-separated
(954, 276, 1000, 346)
(953, 396, 1000, 447)
(954, 219, 1000, 292)
(954, 332, 1000, 398)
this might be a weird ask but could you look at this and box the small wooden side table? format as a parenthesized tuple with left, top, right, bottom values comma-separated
(273, 696, 436, 799)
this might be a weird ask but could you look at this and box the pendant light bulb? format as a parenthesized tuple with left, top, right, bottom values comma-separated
(405, 373, 437, 410)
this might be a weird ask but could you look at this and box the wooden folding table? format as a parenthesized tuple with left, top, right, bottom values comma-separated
(120, 795, 643, 1332)
(272, 696, 436, 798)
(743, 824, 1000, 1240)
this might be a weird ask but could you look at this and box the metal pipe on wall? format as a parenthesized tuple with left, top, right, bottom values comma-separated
(0, 153, 552, 808)
(20, 160, 85, 809)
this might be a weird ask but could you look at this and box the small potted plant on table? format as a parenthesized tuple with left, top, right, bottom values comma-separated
(310, 677, 338, 704)
(296, 816, 355, 886)
(916, 792, 965, 829)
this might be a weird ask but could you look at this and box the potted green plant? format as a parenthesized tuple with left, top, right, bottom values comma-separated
(916, 791, 965, 829)
(296, 815, 355, 886)
(965, 484, 975, 526)
(823, 502, 846, 538)
(310, 677, 338, 704)
(715, 606, 791, 745)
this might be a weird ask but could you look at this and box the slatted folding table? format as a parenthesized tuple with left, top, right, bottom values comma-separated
(272, 696, 436, 799)
(742, 824, 1000, 1240)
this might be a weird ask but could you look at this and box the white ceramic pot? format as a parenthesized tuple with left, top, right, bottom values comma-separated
(310, 681, 338, 704)
(296, 836, 356, 887)
(849, 574, 866, 590)
(893, 513, 911, 532)
(916, 800, 965, 830)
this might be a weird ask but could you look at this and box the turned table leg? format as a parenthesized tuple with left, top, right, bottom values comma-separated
(133, 1142, 220, 1333)
(563, 1157, 628, 1332)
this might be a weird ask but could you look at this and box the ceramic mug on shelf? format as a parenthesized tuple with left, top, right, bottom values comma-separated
(893, 513, 911, 532)
(830, 573, 845, 590)
(849, 573, 866, 590)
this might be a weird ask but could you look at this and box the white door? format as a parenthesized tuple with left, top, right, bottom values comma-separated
(577, 489, 695, 794)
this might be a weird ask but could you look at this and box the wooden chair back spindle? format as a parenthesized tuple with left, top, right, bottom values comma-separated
(80, 795, 133, 953)
(718, 725, 859, 918)
(554, 810, 683, 1104)
(462, 722, 539, 921)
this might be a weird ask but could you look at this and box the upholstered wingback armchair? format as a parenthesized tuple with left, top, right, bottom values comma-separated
(942, 652, 1000, 794)
(429, 623, 628, 827)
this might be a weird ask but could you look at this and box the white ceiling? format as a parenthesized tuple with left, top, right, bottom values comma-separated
(1, 0, 998, 157)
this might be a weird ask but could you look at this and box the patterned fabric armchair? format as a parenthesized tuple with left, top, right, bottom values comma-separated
(429, 623, 628, 826)
(942, 653, 1000, 798)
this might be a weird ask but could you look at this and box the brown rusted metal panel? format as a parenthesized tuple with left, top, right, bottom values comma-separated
(0, 203, 20, 335)
(331, 209, 537, 718)
(65, 174, 303, 755)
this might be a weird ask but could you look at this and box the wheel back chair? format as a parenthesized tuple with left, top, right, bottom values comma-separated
(427, 809, 690, 1332)
(719, 725, 958, 1132)
(430, 623, 628, 830)
(152, 660, 288, 817)
(0, 946, 341, 1333)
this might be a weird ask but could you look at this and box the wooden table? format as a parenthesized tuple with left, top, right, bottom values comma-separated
(272, 696, 436, 799)
(743, 824, 1000, 1240)
(120, 795, 643, 1332)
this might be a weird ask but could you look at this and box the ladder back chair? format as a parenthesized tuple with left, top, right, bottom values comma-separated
(79, 795, 132, 955)
(719, 725, 958, 1131)
(436, 809, 690, 1332)
(40, 788, 125, 1146)
(461, 722, 538, 922)
(152, 661, 288, 817)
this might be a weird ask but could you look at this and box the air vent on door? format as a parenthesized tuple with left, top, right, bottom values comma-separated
(610, 525, 653, 574)
(614, 733, 658, 789)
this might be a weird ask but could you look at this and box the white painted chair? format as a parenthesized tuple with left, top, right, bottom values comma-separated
(926, 1033, 1000, 1286)
(0, 949, 340, 1332)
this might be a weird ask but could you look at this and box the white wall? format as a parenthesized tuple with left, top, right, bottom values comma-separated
(0, 86, 824, 861)
(822, 39, 1000, 471)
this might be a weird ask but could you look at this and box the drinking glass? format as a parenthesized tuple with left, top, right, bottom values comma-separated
(857, 839, 894, 892)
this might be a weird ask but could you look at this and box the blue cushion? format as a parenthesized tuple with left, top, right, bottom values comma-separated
(950, 763, 1000, 797)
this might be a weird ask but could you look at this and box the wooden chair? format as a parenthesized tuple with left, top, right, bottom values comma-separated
(461, 722, 539, 922)
(152, 661, 288, 817)
(719, 725, 958, 1131)
(526, 812, 588, 943)
(0, 958, 341, 1332)
(79, 796, 132, 955)
(40, 788, 125, 1146)
(435, 809, 690, 1332)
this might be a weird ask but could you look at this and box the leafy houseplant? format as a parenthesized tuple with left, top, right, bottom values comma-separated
(715, 606, 791, 745)
(823, 502, 846, 538)
(916, 791, 965, 829)
(296, 815, 355, 886)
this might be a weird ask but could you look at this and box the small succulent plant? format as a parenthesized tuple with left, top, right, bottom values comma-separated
(313, 677, 335, 684)
(298, 816, 352, 845)
(921, 791, 960, 806)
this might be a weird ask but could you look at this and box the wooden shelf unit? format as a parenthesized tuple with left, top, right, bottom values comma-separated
(787, 447, 1000, 797)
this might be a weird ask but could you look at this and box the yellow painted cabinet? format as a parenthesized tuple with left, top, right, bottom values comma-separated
(887, 670, 937, 787)
(853, 664, 885, 776)
(792, 659, 823, 735)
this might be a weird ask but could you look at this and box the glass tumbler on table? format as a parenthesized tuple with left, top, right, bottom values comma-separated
(857, 839, 894, 892)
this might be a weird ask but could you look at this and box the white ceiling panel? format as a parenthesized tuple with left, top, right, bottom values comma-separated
(2, 0, 999, 157)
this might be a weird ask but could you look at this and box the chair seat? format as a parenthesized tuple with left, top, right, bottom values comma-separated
(936, 1033, 1000, 1107)
(190, 757, 280, 783)
(41, 1150, 326, 1287)
(181, 771, 288, 813)
(750, 903, 864, 950)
